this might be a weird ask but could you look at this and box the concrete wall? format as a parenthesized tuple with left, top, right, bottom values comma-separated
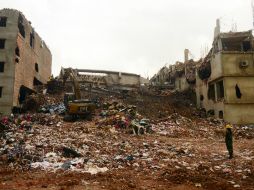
(105, 73, 141, 88)
(224, 104, 254, 124)
(224, 77, 254, 104)
(0, 9, 52, 114)
(210, 53, 222, 80)
(221, 53, 254, 77)
(196, 51, 254, 124)
(196, 76, 225, 118)
(74, 69, 143, 90)
(0, 9, 19, 114)
(175, 76, 189, 92)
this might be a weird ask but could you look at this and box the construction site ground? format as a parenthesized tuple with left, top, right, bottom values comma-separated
(0, 92, 254, 190)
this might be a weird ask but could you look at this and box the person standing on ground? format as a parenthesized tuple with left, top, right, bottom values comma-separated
(225, 123, 233, 159)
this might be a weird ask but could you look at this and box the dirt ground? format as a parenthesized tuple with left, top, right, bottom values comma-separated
(0, 92, 254, 190)
(1, 137, 253, 190)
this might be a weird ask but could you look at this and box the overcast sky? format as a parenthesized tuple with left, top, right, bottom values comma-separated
(0, 0, 253, 77)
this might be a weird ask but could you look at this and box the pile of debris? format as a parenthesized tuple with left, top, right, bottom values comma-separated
(22, 93, 66, 114)
(97, 100, 152, 135)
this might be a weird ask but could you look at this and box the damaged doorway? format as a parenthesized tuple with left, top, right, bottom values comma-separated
(18, 85, 34, 104)
(33, 77, 43, 86)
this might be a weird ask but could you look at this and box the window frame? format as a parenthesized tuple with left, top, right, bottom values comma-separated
(0, 17, 7, 27)
(0, 62, 4, 72)
(0, 87, 3, 98)
(0, 39, 6, 49)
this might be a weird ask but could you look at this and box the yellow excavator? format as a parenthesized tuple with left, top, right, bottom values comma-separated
(62, 68, 96, 121)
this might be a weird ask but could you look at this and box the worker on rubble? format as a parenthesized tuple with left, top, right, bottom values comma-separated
(225, 123, 233, 159)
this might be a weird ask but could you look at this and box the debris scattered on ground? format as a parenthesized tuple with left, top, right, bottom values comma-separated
(0, 91, 254, 189)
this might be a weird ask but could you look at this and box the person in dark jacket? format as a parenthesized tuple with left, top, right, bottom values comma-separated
(225, 124, 233, 159)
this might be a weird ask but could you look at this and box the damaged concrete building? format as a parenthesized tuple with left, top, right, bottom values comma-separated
(196, 21, 254, 124)
(151, 20, 254, 124)
(150, 49, 200, 91)
(0, 9, 52, 115)
(60, 68, 148, 92)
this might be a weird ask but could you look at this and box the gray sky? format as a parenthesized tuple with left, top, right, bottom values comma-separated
(0, 0, 252, 77)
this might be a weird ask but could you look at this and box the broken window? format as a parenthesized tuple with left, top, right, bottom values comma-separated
(0, 39, 6, 49)
(30, 30, 35, 48)
(0, 62, 4, 72)
(15, 58, 19, 63)
(200, 95, 204, 101)
(242, 41, 251, 52)
(18, 85, 33, 104)
(33, 77, 43, 86)
(208, 84, 215, 101)
(0, 17, 7, 27)
(15, 47, 20, 57)
(198, 61, 211, 80)
(216, 80, 224, 100)
(235, 84, 242, 99)
(219, 111, 223, 119)
(222, 37, 252, 52)
(18, 14, 25, 38)
(35, 63, 39, 72)
(0, 87, 2, 98)
(207, 109, 215, 117)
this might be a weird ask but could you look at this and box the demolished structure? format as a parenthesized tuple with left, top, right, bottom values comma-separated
(60, 67, 149, 92)
(150, 49, 200, 91)
(196, 21, 254, 124)
(0, 9, 52, 115)
(151, 20, 254, 124)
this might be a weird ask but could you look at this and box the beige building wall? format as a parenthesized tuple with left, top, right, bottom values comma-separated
(196, 48, 254, 124)
(175, 76, 189, 92)
(0, 9, 19, 115)
(0, 9, 52, 115)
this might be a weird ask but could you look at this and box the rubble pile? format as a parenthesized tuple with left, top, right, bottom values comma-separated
(0, 93, 254, 189)
(97, 100, 152, 135)
(152, 113, 221, 138)
(47, 78, 64, 94)
(22, 93, 46, 112)
(22, 93, 65, 114)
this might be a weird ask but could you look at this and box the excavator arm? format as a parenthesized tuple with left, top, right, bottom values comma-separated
(63, 68, 81, 100)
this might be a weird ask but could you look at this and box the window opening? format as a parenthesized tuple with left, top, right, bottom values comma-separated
(0, 87, 2, 98)
(15, 58, 19, 63)
(18, 14, 25, 38)
(200, 95, 204, 101)
(242, 41, 251, 52)
(15, 47, 20, 57)
(208, 84, 215, 100)
(30, 29, 35, 48)
(235, 84, 242, 99)
(216, 80, 224, 100)
(18, 85, 33, 104)
(219, 111, 224, 119)
(35, 63, 39, 72)
(207, 109, 215, 117)
(0, 17, 7, 27)
(222, 37, 252, 52)
(33, 77, 43, 86)
(0, 62, 4, 72)
(0, 39, 5, 49)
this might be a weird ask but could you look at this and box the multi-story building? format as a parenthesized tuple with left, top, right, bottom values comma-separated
(0, 9, 52, 115)
(196, 20, 254, 124)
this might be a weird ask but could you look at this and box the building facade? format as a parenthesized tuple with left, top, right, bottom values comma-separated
(0, 9, 52, 115)
(196, 30, 254, 124)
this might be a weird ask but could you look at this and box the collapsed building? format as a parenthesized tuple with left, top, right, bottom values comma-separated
(151, 20, 254, 124)
(60, 68, 149, 92)
(150, 49, 200, 91)
(0, 9, 52, 115)
(196, 20, 254, 124)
